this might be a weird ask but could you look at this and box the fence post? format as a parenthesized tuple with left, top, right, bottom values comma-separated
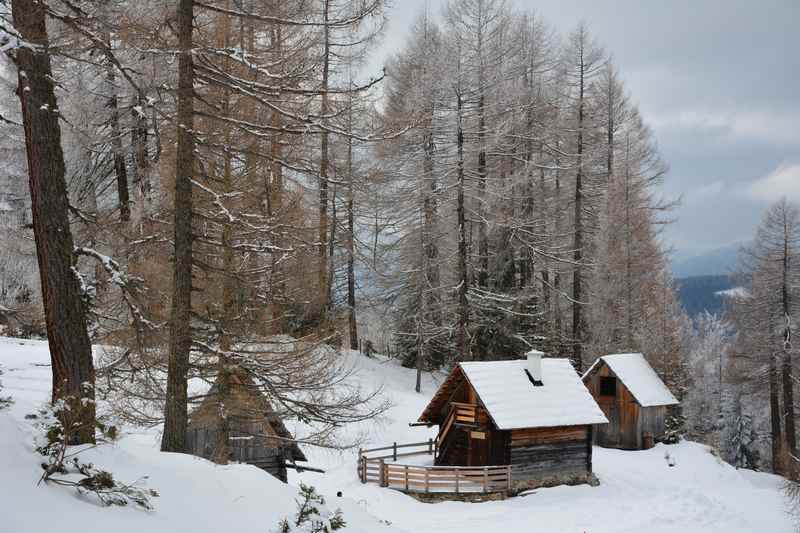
(455, 468, 460, 494)
(506, 465, 512, 492)
(483, 467, 488, 493)
(428, 438, 432, 455)
(425, 468, 429, 493)
(393, 442, 397, 462)
(404, 465, 409, 491)
(379, 459, 387, 487)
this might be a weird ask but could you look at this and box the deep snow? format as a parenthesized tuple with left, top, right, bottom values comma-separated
(0, 336, 792, 533)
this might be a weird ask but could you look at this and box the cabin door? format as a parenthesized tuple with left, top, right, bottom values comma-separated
(469, 430, 489, 466)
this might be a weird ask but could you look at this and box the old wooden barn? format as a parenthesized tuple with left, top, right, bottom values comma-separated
(187, 372, 306, 482)
(582, 353, 679, 450)
(417, 350, 608, 492)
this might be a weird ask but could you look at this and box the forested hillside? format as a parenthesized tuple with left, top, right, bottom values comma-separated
(675, 275, 735, 318)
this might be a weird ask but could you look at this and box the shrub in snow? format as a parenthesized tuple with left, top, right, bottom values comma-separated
(0, 364, 12, 409)
(30, 398, 157, 510)
(274, 483, 346, 533)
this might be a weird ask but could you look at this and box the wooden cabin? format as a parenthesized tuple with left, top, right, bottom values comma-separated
(187, 372, 306, 482)
(417, 351, 608, 492)
(582, 353, 679, 450)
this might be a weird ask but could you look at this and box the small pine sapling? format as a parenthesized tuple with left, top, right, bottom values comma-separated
(274, 483, 346, 533)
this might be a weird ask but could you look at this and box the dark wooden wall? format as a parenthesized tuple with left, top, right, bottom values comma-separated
(508, 426, 591, 488)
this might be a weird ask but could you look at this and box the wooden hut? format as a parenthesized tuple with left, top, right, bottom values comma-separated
(582, 353, 679, 450)
(187, 372, 306, 482)
(417, 351, 608, 491)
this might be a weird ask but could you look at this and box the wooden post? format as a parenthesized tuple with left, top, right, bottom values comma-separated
(404, 465, 409, 491)
(483, 466, 488, 493)
(506, 465, 512, 492)
(393, 442, 397, 462)
(455, 468, 460, 494)
(425, 468, 429, 493)
(428, 438, 432, 455)
(379, 459, 386, 487)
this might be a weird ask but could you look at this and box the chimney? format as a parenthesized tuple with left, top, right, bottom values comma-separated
(526, 350, 544, 385)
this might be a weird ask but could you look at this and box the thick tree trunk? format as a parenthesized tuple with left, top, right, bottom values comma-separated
(162, 0, 194, 454)
(12, 0, 96, 444)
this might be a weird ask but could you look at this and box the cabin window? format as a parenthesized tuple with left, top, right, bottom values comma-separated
(599, 376, 616, 397)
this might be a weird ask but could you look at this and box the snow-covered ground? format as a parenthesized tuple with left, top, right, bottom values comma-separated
(0, 336, 792, 533)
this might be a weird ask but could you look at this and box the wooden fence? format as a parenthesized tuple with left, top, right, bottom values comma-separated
(358, 441, 511, 494)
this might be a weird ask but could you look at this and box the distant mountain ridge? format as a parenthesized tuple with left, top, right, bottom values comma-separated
(671, 242, 746, 278)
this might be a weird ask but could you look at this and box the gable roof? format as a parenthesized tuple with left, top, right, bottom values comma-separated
(583, 353, 679, 408)
(419, 359, 608, 430)
(190, 373, 307, 462)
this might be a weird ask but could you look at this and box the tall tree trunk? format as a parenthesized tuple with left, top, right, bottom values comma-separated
(106, 37, 130, 223)
(476, 25, 488, 289)
(455, 83, 470, 360)
(624, 134, 634, 348)
(12, 0, 96, 444)
(162, 0, 194, 454)
(770, 351, 785, 474)
(571, 45, 586, 373)
(318, 0, 331, 314)
(782, 225, 797, 456)
(553, 142, 563, 349)
(132, 89, 149, 221)
(346, 103, 358, 351)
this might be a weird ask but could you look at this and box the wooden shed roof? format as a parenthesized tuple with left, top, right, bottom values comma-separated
(583, 353, 679, 408)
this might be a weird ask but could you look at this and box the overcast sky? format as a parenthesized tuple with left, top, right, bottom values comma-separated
(365, 0, 800, 253)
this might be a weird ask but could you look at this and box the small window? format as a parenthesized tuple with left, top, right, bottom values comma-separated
(599, 376, 616, 397)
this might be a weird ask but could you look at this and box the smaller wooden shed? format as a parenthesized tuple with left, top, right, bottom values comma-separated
(418, 351, 608, 491)
(582, 353, 679, 450)
(187, 372, 306, 482)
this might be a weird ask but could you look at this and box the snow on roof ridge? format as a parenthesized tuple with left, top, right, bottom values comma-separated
(584, 353, 679, 407)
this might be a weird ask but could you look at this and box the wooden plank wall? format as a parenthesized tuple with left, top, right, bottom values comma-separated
(508, 426, 590, 483)
(186, 421, 288, 482)
(585, 362, 641, 449)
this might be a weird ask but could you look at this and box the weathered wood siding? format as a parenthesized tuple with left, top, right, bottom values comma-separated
(186, 419, 289, 482)
(508, 426, 591, 489)
(585, 363, 642, 449)
(638, 405, 667, 442)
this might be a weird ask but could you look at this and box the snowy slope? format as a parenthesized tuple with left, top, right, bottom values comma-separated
(0, 337, 400, 533)
(0, 336, 793, 533)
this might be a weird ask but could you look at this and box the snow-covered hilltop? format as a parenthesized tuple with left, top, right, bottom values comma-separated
(0, 337, 790, 533)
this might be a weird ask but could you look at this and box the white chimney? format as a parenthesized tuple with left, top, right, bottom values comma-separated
(526, 350, 544, 383)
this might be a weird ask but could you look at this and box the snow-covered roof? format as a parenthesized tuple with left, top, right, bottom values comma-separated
(583, 353, 679, 407)
(457, 359, 608, 430)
